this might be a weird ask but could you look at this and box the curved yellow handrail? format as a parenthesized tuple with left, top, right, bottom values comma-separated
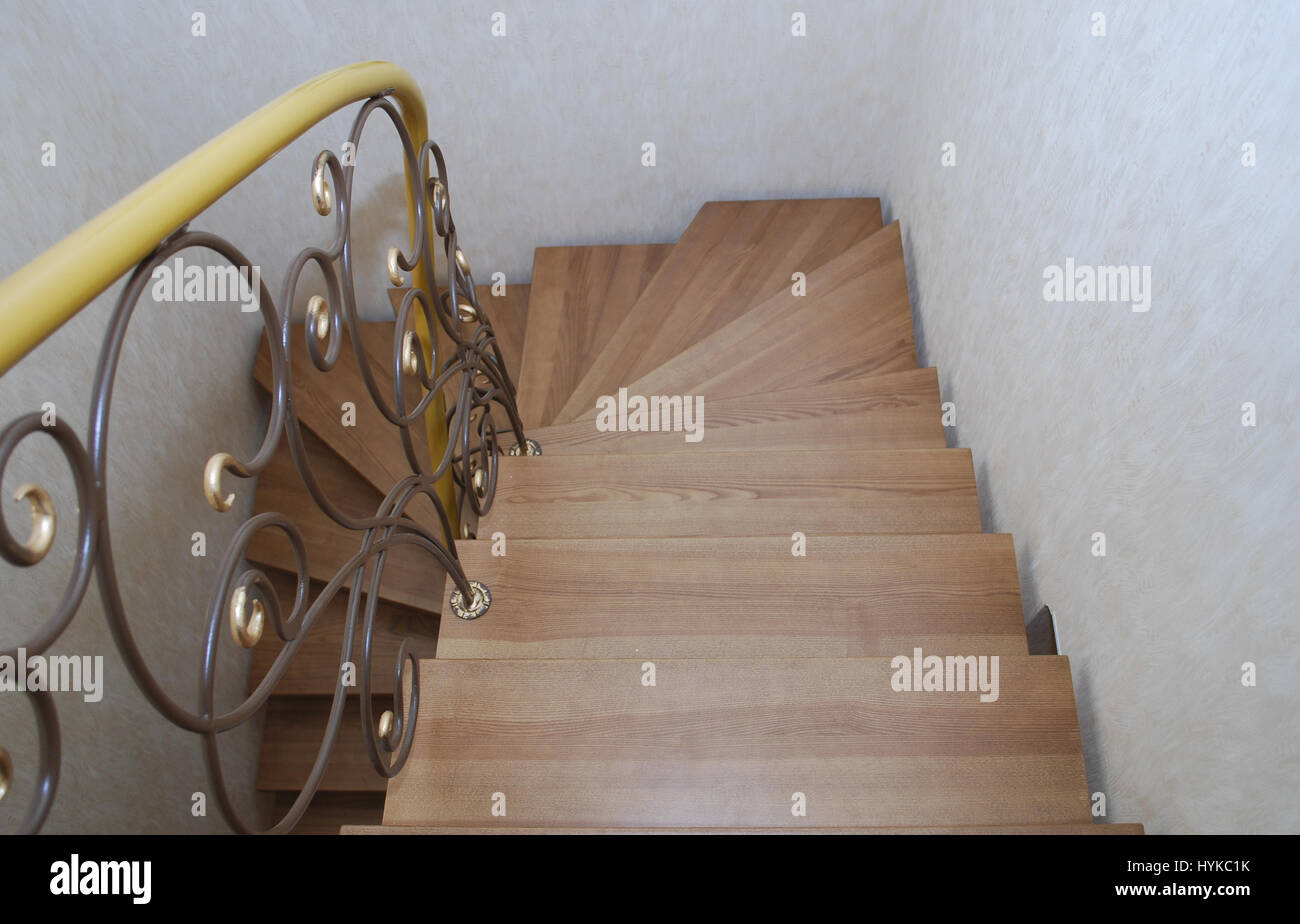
(0, 61, 457, 530)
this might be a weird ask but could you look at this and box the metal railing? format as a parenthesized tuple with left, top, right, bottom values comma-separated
(0, 63, 530, 833)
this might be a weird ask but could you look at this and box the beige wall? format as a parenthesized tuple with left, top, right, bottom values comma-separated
(1, 0, 1294, 833)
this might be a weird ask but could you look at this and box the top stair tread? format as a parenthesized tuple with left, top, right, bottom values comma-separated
(517, 244, 671, 428)
(558, 198, 884, 421)
(564, 221, 916, 421)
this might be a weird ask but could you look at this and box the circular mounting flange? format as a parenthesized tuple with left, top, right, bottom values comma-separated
(449, 579, 491, 620)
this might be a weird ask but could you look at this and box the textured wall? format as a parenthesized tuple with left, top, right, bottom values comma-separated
(1, 0, 1295, 833)
(889, 1, 1300, 834)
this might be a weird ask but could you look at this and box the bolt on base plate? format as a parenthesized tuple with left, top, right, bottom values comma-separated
(449, 579, 491, 620)
(508, 438, 542, 456)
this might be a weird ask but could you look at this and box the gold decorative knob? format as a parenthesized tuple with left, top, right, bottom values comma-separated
(386, 246, 406, 287)
(377, 710, 394, 742)
(204, 452, 249, 513)
(229, 586, 265, 648)
(11, 483, 55, 564)
(401, 330, 420, 376)
(454, 247, 471, 277)
(456, 298, 478, 323)
(306, 295, 329, 342)
(471, 466, 486, 498)
(0, 747, 12, 803)
(311, 152, 333, 215)
(429, 178, 449, 233)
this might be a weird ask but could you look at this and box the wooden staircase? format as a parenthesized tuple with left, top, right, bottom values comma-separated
(246, 199, 1141, 835)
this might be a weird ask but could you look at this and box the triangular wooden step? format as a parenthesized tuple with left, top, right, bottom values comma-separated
(469, 283, 531, 380)
(484, 449, 981, 538)
(248, 569, 437, 697)
(386, 282, 532, 390)
(381, 657, 1090, 827)
(558, 198, 883, 421)
(244, 428, 446, 614)
(253, 321, 432, 507)
(523, 368, 946, 455)
(345, 823, 1144, 835)
(437, 535, 1027, 659)
(516, 244, 672, 428)
(251, 283, 529, 509)
(257, 696, 393, 793)
(565, 221, 915, 422)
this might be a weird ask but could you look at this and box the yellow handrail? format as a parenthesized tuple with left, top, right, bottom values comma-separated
(0, 61, 458, 532)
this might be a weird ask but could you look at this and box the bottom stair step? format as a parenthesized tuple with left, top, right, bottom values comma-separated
(382, 657, 1092, 828)
(344, 823, 1143, 835)
(276, 792, 385, 834)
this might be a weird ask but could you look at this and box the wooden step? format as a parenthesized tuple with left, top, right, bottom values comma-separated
(523, 368, 946, 455)
(277, 792, 385, 834)
(244, 427, 446, 614)
(564, 221, 916, 422)
(484, 449, 982, 538)
(516, 244, 672, 428)
(381, 657, 1090, 827)
(257, 696, 394, 793)
(559, 198, 883, 421)
(386, 282, 531, 386)
(248, 569, 438, 697)
(468, 283, 530, 382)
(437, 535, 1027, 659)
(250, 283, 528, 509)
(344, 823, 1143, 835)
(252, 321, 434, 514)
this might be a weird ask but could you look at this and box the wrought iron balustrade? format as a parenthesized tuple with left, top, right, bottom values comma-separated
(0, 63, 529, 833)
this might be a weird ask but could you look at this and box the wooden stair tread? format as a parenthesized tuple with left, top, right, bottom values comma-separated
(278, 792, 385, 834)
(566, 221, 916, 421)
(252, 321, 434, 520)
(382, 657, 1090, 827)
(248, 569, 437, 697)
(484, 449, 982, 537)
(244, 428, 446, 614)
(437, 535, 1027, 659)
(559, 198, 883, 421)
(386, 282, 531, 385)
(344, 823, 1143, 835)
(517, 244, 671, 428)
(524, 367, 946, 454)
(257, 696, 395, 793)
(472, 283, 530, 382)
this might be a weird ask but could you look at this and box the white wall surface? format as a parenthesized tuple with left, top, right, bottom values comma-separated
(0, 0, 1294, 833)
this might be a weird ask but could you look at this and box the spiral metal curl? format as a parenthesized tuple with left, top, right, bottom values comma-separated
(0, 93, 528, 833)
